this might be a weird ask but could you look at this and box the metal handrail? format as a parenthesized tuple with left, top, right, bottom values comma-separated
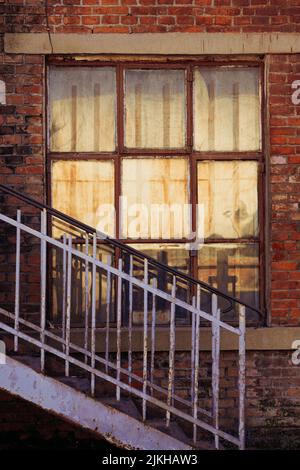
(0, 183, 262, 319)
(0, 206, 246, 449)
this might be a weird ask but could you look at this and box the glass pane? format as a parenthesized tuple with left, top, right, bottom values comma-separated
(51, 242, 116, 325)
(125, 69, 186, 148)
(121, 158, 190, 239)
(197, 243, 259, 311)
(49, 67, 116, 152)
(197, 161, 258, 239)
(52, 160, 115, 237)
(194, 67, 261, 151)
(127, 243, 190, 325)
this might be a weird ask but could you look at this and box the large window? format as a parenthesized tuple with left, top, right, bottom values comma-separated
(48, 60, 263, 315)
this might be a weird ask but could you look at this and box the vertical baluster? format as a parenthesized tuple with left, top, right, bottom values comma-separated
(239, 304, 246, 450)
(62, 234, 67, 352)
(190, 295, 196, 404)
(84, 234, 89, 364)
(212, 293, 220, 449)
(65, 235, 72, 377)
(14, 210, 21, 352)
(116, 257, 123, 401)
(40, 209, 47, 373)
(166, 276, 176, 427)
(91, 233, 97, 396)
(150, 278, 157, 396)
(105, 255, 111, 375)
(128, 255, 133, 386)
(142, 259, 148, 421)
(193, 285, 201, 443)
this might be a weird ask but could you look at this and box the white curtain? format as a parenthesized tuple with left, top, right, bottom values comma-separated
(194, 67, 261, 151)
(121, 158, 190, 239)
(49, 67, 116, 152)
(197, 161, 258, 239)
(125, 69, 186, 149)
(52, 160, 115, 236)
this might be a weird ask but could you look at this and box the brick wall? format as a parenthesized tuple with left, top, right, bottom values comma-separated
(3, 0, 300, 34)
(269, 54, 300, 325)
(128, 350, 300, 449)
(1, 0, 300, 450)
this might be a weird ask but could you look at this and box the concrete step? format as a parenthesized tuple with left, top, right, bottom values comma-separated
(148, 419, 190, 444)
(9, 353, 41, 372)
(100, 396, 142, 421)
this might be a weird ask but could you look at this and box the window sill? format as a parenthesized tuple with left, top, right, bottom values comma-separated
(62, 326, 300, 352)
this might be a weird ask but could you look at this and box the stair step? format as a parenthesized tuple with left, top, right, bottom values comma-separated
(9, 353, 41, 372)
(99, 397, 141, 421)
(147, 419, 189, 445)
(57, 376, 90, 393)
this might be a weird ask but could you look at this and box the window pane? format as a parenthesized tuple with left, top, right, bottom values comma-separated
(121, 158, 190, 239)
(126, 243, 190, 325)
(52, 160, 115, 236)
(125, 69, 186, 148)
(197, 161, 258, 239)
(197, 243, 259, 310)
(49, 67, 116, 152)
(194, 67, 261, 151)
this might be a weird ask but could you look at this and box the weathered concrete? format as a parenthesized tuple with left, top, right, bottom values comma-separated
(0, 356, 191, 450)
(5, 32, 300, 55)
(64, 326, 300, 353)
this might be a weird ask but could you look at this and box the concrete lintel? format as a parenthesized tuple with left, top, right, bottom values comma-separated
(4, 32, 300, 55)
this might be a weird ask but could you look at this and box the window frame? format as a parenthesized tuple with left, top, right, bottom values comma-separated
(46, 57, 265, 316)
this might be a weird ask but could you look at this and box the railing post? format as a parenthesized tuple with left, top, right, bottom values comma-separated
(14, 209, 21, 352)
(128, 255, 133, 386)
(166, 275, 176, 427)
(142, 258, 148, 421)
(91, 233, 97, 396)
(191, 295, 196, 404)
(239, 304, 246, 450)
(116, 257, 123, 401)
(84, 233, 89, 364)
(212, 293, 220, 450)
(65, 235, 72, 377)
(40, 209, 47, 373)
(193, 285, 201, 443)
(62, 234, 67, 352)
(150, 277, 157, 396)
(105, 255, 111, 375)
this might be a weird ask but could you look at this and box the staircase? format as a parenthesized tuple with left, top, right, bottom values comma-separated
(0, 184, 262, 450)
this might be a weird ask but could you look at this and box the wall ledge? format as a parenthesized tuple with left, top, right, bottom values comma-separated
(63, 326, 300, 353)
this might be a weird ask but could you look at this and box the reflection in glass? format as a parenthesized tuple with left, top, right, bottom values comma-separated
(125, 69, 186, 148)
(125, 244, 190, 325)
(197, 243, 259, 312)
(197, 161, 258, 239)
(194, 67, 261, 151)
(49, 67, 116, 152)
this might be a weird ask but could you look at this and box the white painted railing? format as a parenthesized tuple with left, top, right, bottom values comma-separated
(0, 202, 248, 449)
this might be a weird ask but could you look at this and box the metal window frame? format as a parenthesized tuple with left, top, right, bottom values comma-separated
(46, 57, 265, 317)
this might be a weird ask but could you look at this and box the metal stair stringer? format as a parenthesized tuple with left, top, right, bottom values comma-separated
(0, 355, 192, 450)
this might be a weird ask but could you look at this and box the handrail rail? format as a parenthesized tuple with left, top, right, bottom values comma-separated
(0, 183, 262, 318)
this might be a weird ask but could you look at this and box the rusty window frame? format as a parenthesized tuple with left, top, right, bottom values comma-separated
(46, 57, 265, 317)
